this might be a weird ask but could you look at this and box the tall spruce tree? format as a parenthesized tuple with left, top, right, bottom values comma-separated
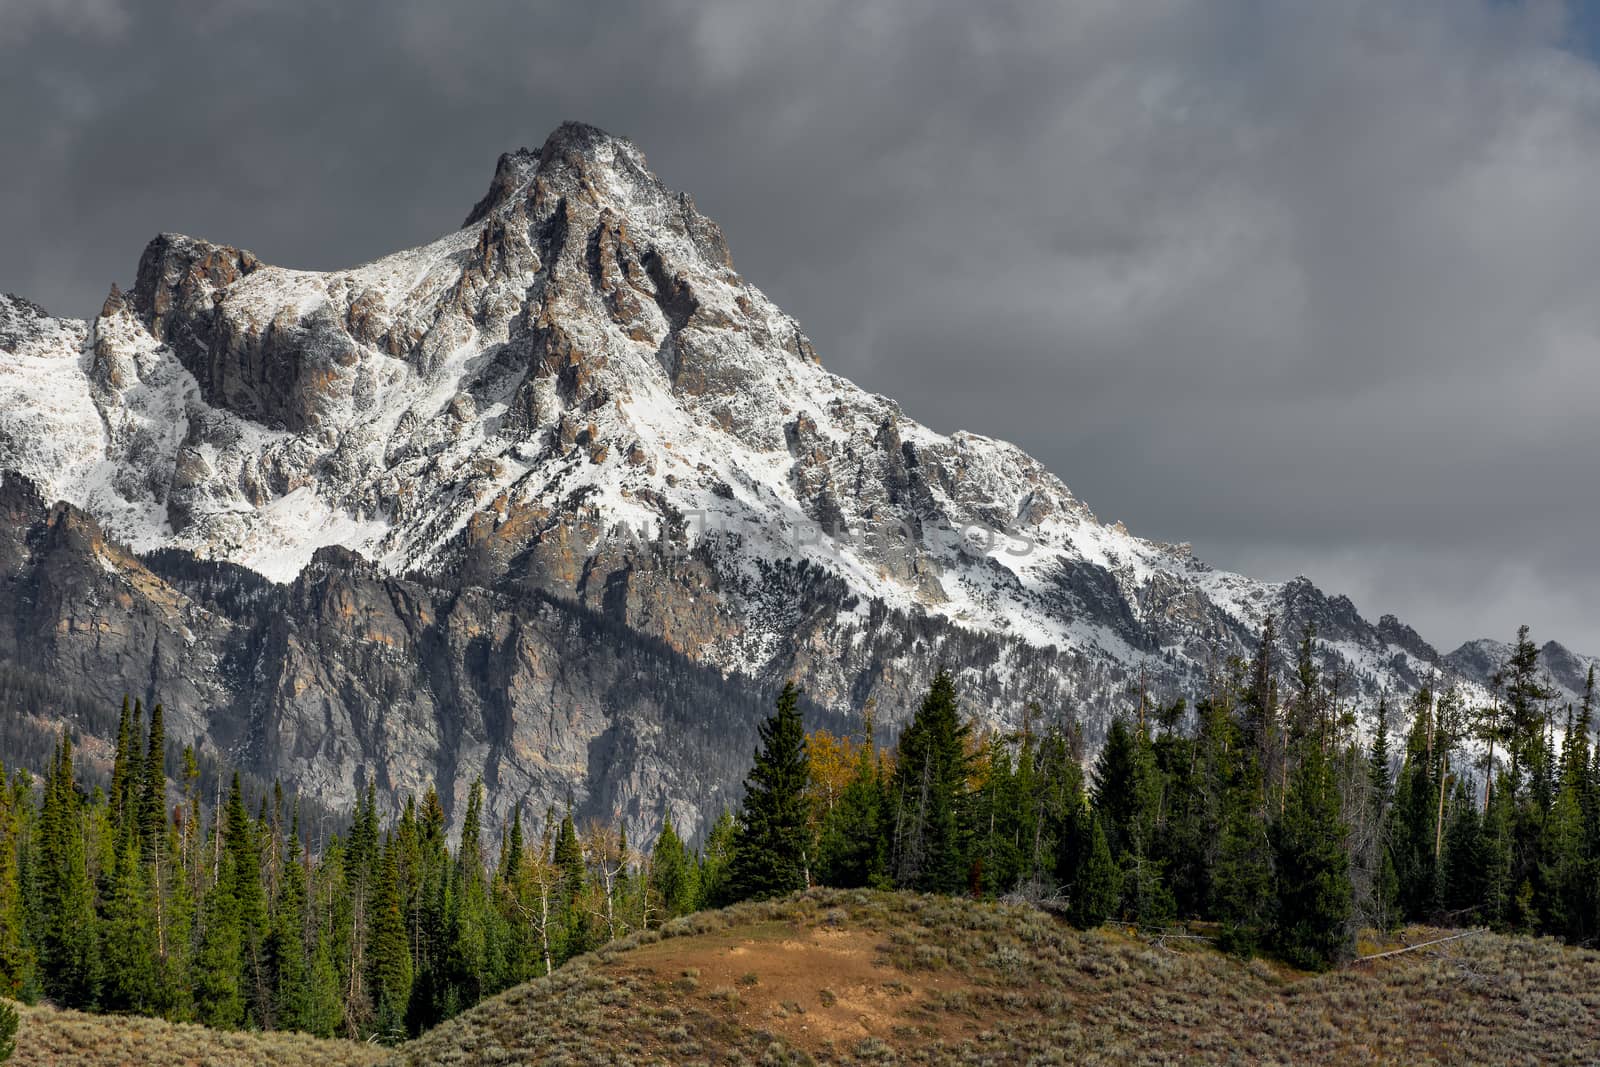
(109, 696, 140, 837)
(1068, 813, 1118, 929)
(370, 834, 413, 1042)
(1272, 741, 1353, 970)
(1214, 724, 1274, 957)
(697, 810, 737, 909)
(38, 733, 97, 1007)
(728, 682, 811, 901)
(0, 766, 35, 999)
(271, 814, 313, 1035)
(889, 671, 972, 893)
(816, 742, 888, 889)
(647, 818, 696, 923)
(98, 837, 156, 1013)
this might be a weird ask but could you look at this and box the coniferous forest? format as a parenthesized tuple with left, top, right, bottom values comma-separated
(1, 620, 1598, 1045)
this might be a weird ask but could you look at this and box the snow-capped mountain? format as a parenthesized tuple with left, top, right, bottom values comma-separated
(0, 123, 1552, 832)
(1444, 638, 1598, 711)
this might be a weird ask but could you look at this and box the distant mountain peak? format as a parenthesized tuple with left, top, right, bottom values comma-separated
(0, 123, 1572, 834)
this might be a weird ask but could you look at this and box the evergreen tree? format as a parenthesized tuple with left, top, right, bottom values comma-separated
(37, 734, 97, 1007)
(552, 806, 591, 955)
(0, 767, 35, 999)
(727, 682, 812, 901)
(1369, 698, 1392, 815)
(647, 818, 695, 923)
(270, 815, 312, 1034)
(1092, 719, 1141, 860)
(500, 806, 524, 884)
(1389, 689, 1442, 919)
(1439, 781, 1486, 919)
(1480, 776, 1516, 929)
(1543, 712, 1593, 943)
(109, 696, 140, 837)
(98, 837, 157, 1013)
(889, 671, 972, 893)
(1157, 699, 1225, 918)
(1213, 742, 1274, 958)
(1068, 813, 1118, 929)
(816, 743, 888, 889)
(1501, 627, 1554, 792)
(1242, 615, 1281, 791)
(697, 810, 737, 909)
(1091, 717, 1170, 922)
(1271, 742, 1353, 970)
(445, 782, 492, 1015)
(369, 834, 413, 1043)
(138, 704, 166, 849)
(193, 849, 244, 1028)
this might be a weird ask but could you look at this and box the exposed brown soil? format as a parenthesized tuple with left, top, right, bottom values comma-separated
(616, 918, 977, 1054)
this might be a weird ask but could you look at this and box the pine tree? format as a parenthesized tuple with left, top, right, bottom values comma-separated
(37, 733, 98, 1007)
(138, 703, 166, 849)
(109, 696, 140, 837)
(0, 766, 35, 999)
(1439, 781, 1486, 918)
(1543, 709, 1593, 943)
(228, 776, 271, 1027)
(551, 806, 591, 956)
(816, 743, 888, 889)
(194, 772, 269, 1030)
(194, 851, 244, 1027)
(1092, 719, 1140, 861)
(270, 814, 312, 1034)
(1480, 776, 1516, 929)
(1271, 742, 1353, 970)
(1242, 615, 1281, 790)
(445, 780, 494, 1015)
(369, 834, 413, 1043)
(889, 671, 972, 893)
(1213, 736, 1275, 958)
(648, 818, 696, 924)
(1157, 698, 1225, 918)
(1068, 813, 1118, 929)
(1369, 698, 1392, 814)
(98, 837, 157, 1013)
(697, 810, 737, 909)
(1091, 717, 1170, 922)
(500, 806, 524, 884)
(1500, 627, 1555, 799)
(1390, 689, 1442, 919)
(727, 682, 812, 901)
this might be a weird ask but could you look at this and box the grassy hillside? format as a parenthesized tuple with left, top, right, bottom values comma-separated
(5, 1001, 388, 1067)
(390, 889, 1600, 1066)
(8, 890, 1597, 1065)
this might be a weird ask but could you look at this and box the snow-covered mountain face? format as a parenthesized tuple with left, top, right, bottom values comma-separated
(1445, 638, 1599, 711)
(0, 122, 1541, 831)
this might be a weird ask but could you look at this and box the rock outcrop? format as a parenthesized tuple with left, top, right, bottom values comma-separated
(0, 123, 1544, 836)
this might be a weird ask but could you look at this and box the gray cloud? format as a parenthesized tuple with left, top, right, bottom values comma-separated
(3, 0, 1598, 652)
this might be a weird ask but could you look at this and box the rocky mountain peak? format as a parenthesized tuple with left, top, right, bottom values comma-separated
(0, 122, 1577, 837)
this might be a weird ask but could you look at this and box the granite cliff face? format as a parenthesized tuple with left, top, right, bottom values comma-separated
(0, 123, 1544, 835)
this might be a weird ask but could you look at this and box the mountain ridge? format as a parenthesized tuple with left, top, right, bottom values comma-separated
(0, 122, 1577, 833)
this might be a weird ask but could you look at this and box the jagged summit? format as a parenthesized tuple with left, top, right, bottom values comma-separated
(0, 123, 1550, 833)
(1445, 636, 1598, 707)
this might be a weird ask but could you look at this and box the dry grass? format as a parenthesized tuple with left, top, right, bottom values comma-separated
(6, 1001, 389, 1067)
(21, 895, 1590, 1066)
(388, 889, 1600, 1066)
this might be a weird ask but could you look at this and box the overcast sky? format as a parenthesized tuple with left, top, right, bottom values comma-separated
(4, 0, 1600, 654)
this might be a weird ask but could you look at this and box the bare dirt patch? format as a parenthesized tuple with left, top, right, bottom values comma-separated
(616, 918, 978, 1054)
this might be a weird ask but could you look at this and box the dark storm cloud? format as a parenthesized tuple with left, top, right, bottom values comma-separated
(4, 0, 1599, 651)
